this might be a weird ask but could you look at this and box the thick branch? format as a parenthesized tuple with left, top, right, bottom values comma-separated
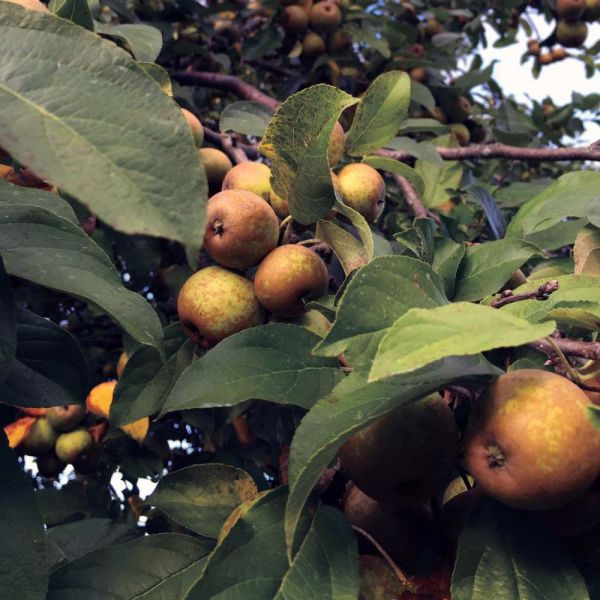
(203, 127, 259, 162)
(378, 143, 600, 163)
(393, 174, 440, 223)
(530, 337, 600, 361)
(171, 71, 279, 111)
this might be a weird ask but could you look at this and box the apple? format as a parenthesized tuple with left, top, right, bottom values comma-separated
(46, 404, 86, 432)
(199, 148, 233, 194)
(280, 5, 309, 34)
(336, 163, 385, 222)
(20, 417, 57, 456)
(556, 0, 586, 20)
(55, 428, 94, 464)
(309, 1, 342, 34)
(181, 108, 204, 148)
(221, 161, 271, 201)
(555, 20, 588, 47)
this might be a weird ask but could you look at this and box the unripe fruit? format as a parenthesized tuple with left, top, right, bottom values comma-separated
(199, 148, 233, 194)
(269, 189, 290, 219)
(449, 123, 470, 146)
(36, 452, 66, 479)
(339, 393, 459, 505)
(328, 121, 345, 166)
(408, 43, 426, 57)
(464, 369, 600, 510)
(203, 190, 279, 270)
(583, 0, 600, 20)
(551, 46, 568, 60)
(425, 19, 444, 37)
(4, 0, 48, 11)
(538, 52, 553, 65)
(309, 1, 342, 34)
(302, 31, 326, 56)
(46, 405, 86, 432)
(336, 163, 385, 222)
(20, 418, 57, 456)
(55, 428, 94, 464)
(116, 351, 129, 378)
(446, 96, 472, 122)
(181, 108, 204, 148)
(556, 0, 586, 20)
(177, 267, 264, 346)
(555, 20, 588, 47)
(327, 29, 352, 53)
(408, 67, 427, 82)
(280, 5, 309, 34)
(221, 162, 271, 201)
(254, 245, 329, 318)
(527, 39, 541, 55)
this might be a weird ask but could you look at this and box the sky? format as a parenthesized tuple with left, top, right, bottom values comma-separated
(477, 13, 600, 144)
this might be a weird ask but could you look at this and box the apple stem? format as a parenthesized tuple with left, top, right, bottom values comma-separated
(486, 445, 506, 468)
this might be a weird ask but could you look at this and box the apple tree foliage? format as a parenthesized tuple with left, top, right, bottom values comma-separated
(0, 0, 600, 598)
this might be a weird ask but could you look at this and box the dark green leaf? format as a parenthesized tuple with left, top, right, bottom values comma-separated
(432, 237, 465, 298)
(0, 256, 16, 383)
(315, 219, 369, 276)
(410, 81, 436, 112)
(94, 23, 163, 62)
(398, 118, 449, 135)
(220, 101, 274, 138)
(362, 155, 425, 196)
(385, 137, 443, 166)
(50, 0, 93, 29)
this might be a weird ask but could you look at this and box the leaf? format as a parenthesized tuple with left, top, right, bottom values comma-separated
(394, 218, 435, 265)
(368, 303, 555, 381)
(506, 171, 600, 249)
(345, 71, 410, 157)
(344, 21, 390, 58)
(50, 0, 94, 29)
(0, 256, 16, 382)
(220, 101, 275, 138)
(574, 225, 600, 276)
(316, 219, 369, 276)
(397, 118, 449, 135)
(163, 324, 343, 414)
(137, 62, 172, 96)
(187, 488, 359, 599)
(334, 196, 374, 262)
(259, 84, 358, 224)
(314, 256, 448, 369)
(410, 80, 436, 112)
(47, 533, 212, 600)
(453, 239, 541, 302)
(0, 5, 206, 247)
(385, 137, 443, 166)
(362, 155, 425, 196)
(285, 355, 500, 556)
(0, 196, 163, 350)
(0, 307, 89, 408)
(3, 416, 36, 448)
(146, 464, 258, 538)
(589, 406, 600, 431)
(111, 325, 192, 427)
(93, 22, 163, 62)
(0, 433, 48, 600)
(452, 499, 590, 600)
(432, 237, 465, 298)
(465, 185, 506, 240)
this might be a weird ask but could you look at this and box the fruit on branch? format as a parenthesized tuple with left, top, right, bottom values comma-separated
(551, 46, 568, 60)
(46, 405, 86, 432)
(309, 1, 342, 33)
(177, 266, 264, 346)
(203, 190, 279, 270)
(269, 189, 289, 219)
(20, 418, 57, 456)
(408, 67, 427, 82)
(556, 0, 586, 20)
(302, 31, 326, 56)
(583, 0, 600, 20)
(448, 123, 470, 146)
(54, 428, 94, 464)
(339, 393, 459, 505)
(328, 29, 352, 53)
(409, 43, 426, 57)
(280, 5, 309, 34)
(5, 0, 48, 11)
(446, 96, 472, 122)
(36, 452, 66, 479)
(555, 20, 588, 46)
(344, 483, 434, 572)
(527, 39, 541, 55)
(425, 19, 444, 37)
(221, 161, 271, 201)
(328, 121, 346, 166)
(336, 163, 385, 222)
(181, 108, 204, 148)
(199, 148, 233, 194)
(464, 369, 600, 510)
(538, 52, 553, 65)
(116, 351, 129, 378)
(254, 244, 329, 317)
(358, 556, 408, 599)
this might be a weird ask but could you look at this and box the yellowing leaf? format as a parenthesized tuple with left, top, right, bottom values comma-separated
(4, 416, 36, 448)
(121, 417, 149, 442)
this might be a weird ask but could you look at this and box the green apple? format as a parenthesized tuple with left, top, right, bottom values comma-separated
(20, 417, 57, 456)
(221, 162, 271, 201)
(46, 404, 86, 432)
(198, 148, 233, 194)
(55, 428, 94, 464)
(336, 163, 385, 222)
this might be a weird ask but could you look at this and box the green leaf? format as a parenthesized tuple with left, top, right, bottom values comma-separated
(314, 256, 448, 368)
(316, 219, 369, 276)
(259, 84, 358, 224)
(453, 239, 541, 302)
(111, 325, 192, 426)
(50, 0, 94, 29)
(410, 80, 436, 112)
(334, 196, 374, 263)
(163, 324, 343, 414)
(432, 237, 465, 298)
(0, 433, 48, 600)
(574, 225, 600, 276)
(220, 101, 275, 138)
(414, 135, 463, 208)
(397, 118, 449, 135)
(0, 199, 163, 350)
(0, 307, 89, 408)
(0, 5, 206, 247)
(345, 71, 410, 157)
(94, 23, 163, 62)
(452, 499, 590, 600)
(0, 256, 16, 383)
(285, 355, 500, 556)
(146, 464, 258, 539)
(362, 155, 425, 196)
(394, 218, 435, 264)
(506, 171, 600, 249)
(188, 488, 359, 599)
(368, 303, 555, 381)
(344, 21, 390, 58)
(47, 533, 212, 600)
(385, 137, 443, 166)
(137, 62, 172, 96)
(589, 406, 600, 431)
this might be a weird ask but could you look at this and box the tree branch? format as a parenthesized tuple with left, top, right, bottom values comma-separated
(530, 337, 600, 361)
(393, 174, 440, 223)
(203, 127, 259, 163)
(490, 279, 559, 308)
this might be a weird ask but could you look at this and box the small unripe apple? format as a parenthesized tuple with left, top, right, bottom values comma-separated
(4, 0, 48, 11)
(302, 31, 326, 56)
(527, 39, 541, 55)
(55, 428, 94, 464)
(556, 0, 586, 20)
(221, 162, 271, 201)
(181, 108, 204, 148)
(46, 405, 86, 432)
(464, 369, 600, 510)
(254, 245, 329, 317)
(36, 452, 66, 478)
(177, 267, 264, 346)
(448, 123, 470, 146)
(203, 190, 279, 270)
(328, 121, 345, 166)
(199, 148, 233, 194)
(555, 20, 588, 47)
(551, 46, 568, 60)
(327, 29, 352, 53)
(20, 418, 57, 456)
(309, 1, 342, 34)
(336, 163, 385, 222)
(269, 189, 290, 219)
(280, 5, 309, 34)
(538, 52, 553, 65)
(408, 67, 427, 82)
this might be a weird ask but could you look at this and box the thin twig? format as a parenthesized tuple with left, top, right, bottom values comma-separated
(490, 279, 559, 308)
(203, 127, 258, 162)
(530, 336, 600, 361)
(393, 174, 440, 223)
